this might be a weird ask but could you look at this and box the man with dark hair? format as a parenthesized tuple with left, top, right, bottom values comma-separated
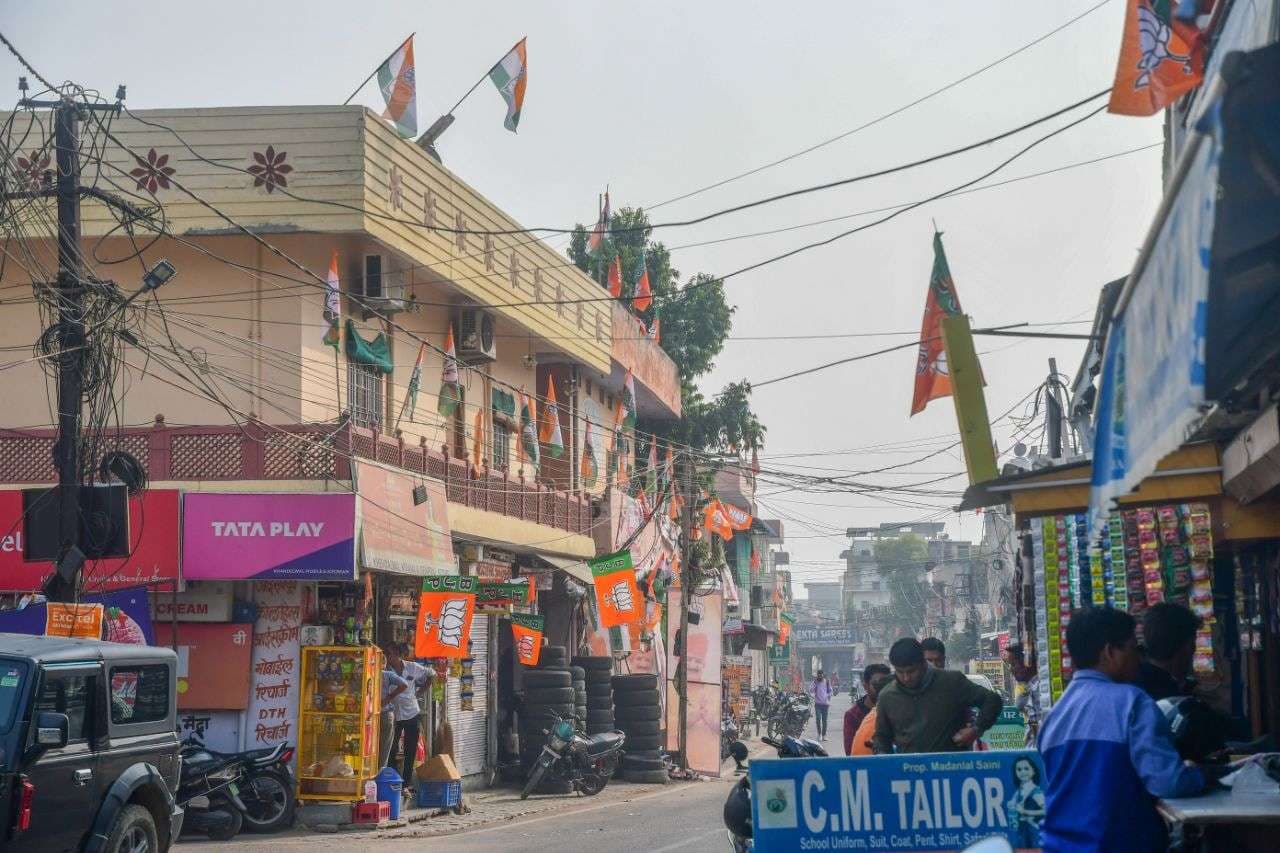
(872, 637, 1001, 754)
(1039, 608, 1211, 852)
(843, 664, 890, 755)
(1138, 602, 1200, 701)
(921, 637, 947, 669)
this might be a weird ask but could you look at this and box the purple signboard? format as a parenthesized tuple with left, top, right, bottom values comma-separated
(182, 493, 356, 581)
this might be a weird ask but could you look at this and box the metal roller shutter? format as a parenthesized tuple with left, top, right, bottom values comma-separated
(446, 614, 489, 777)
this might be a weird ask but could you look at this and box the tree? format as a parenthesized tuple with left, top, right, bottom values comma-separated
(874, 534, 929, 641)
(949, 615, 980, 665)
(569, 206, 764, 454)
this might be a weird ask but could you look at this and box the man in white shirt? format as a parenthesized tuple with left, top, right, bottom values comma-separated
(384, 643, 431, 785)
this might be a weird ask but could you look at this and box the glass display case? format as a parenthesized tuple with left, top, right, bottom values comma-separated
(297, 645, 382, 801)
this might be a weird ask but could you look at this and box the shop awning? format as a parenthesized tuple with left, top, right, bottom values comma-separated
(535, 554, 592, 587)
(355, 461, 455, 576)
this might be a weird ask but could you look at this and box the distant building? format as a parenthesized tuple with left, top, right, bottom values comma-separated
(802, 581, 844, 616)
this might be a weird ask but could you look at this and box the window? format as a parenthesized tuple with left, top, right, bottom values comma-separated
(348, 363, 383, 430)
(0, 660, 28, 734)
(34, 671, 94, 742)
(492, 421, 511, 470)
(110, 665, 169, 724)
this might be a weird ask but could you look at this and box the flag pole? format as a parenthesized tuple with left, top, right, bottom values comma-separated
(343, 33, 415, 106)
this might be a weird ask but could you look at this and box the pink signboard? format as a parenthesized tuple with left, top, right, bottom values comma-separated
(182, 493, 356, 581)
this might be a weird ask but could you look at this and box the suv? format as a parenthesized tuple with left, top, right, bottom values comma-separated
(0, 633, 183, 852)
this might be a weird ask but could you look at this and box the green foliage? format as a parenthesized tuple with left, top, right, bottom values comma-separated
(875, 534, 929, 639)
(568, 205, 764, 453)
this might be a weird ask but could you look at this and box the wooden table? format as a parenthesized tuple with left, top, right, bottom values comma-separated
(1158, 789, 1280, 850)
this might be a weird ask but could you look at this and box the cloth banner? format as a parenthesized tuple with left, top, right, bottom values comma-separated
(415, 576, 477, 659)
(590, 550, 642, 628)
(511, 613, 544, 666)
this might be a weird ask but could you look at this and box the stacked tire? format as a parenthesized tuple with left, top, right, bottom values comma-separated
(573, 656, 615, 736)
(611, 673, 667, 784)
(519, 645, 574, 794)
(571, 665, 588, 729)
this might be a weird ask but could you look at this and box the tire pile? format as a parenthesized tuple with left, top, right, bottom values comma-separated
(518, 645, 574, 794)
(572, 655, 615, 736)
(611, 673, 668, 784)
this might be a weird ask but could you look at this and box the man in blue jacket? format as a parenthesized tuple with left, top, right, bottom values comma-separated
(1039, 607, 1211, 851)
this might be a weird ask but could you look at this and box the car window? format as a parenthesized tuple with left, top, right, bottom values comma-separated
(0, 660, 27, 734)
(34, 672, 94, 743)
(110, 664, 169, 724)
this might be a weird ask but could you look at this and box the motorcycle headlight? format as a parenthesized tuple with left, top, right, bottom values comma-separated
(553, 720, 575, 741)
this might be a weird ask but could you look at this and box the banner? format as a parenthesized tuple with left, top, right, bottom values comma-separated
(589, 550, 642, 628)
(750, 751, 1047, 852)
(477, 582, 529, 612)
(416, 576, 477, 658)
(0, 587, 153, 645)
(511, 613, 544, 666)
(45, 603, 104, 639)
(355, 461, 453, 576)
(980, 707, 1028, 751)
(246, 582, 303, 750)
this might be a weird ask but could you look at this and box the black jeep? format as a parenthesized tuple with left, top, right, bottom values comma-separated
(0, 633, 183, 852)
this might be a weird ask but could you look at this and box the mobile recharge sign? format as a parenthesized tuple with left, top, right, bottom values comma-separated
(750, 751, 1045, 852)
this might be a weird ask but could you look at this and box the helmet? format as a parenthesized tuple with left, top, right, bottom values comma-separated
(1157, 696, 1226, 762)
(722, 776, 752, 839)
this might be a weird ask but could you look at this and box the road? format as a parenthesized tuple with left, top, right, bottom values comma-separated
(809, 683, 854, 756)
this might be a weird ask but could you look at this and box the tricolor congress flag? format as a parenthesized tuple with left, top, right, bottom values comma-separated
(377, 35, 417, 138)
(488, 38, 528, 133)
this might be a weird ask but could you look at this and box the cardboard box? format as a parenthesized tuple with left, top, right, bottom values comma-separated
(415, 754, 461, 782)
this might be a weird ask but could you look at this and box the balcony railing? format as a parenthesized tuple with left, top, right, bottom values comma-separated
(0, 417, 594, 535)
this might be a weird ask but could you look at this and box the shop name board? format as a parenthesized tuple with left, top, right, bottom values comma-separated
(793, 625, 855, 646)
(208, 521, 327, 538)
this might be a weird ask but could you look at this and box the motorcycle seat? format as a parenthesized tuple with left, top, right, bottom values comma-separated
(583, 731, 625, 756)
(181, 751, 241, 774)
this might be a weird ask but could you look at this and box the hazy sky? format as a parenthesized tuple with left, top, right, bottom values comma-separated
(2, 1, 1164, 588)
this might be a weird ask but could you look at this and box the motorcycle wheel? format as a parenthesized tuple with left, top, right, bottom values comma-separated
(207, 806, 243, 841)
(240, 769, 295, 833)
(577, 772, 609, 796)
(520, 758, 551, 800)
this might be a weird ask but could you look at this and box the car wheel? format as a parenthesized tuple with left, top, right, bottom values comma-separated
(105, 804, 160, 853)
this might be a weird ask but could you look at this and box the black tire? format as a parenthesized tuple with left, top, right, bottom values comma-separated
(586, 725, 616, 735)
(577, 772, 610, 796)
(240, 768, 296, 833)
(622, 769, 669, 784)
(207, 804, 243, 841)
(569, 666, 586, 680)
(624, 734, 662, 751)
(106, 804, 160, 853)
(611, 674, 658, 691)
(618, 718, 660, 736)
(525, 687, 575, 704)
(615, 704, 661, 722)
(623, 748, 663, 759)
(622, 757, 665, 772)
(572, 656, 613, 672)
(586, 708, 614, 723)
(523, 670, 572, 688)
(613, 691, 660, 708)
(586, 682, 613, 698)
(521, 758, 550, 799)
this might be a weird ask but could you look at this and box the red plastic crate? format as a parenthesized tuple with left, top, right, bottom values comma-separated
(352, 801, 390, 824)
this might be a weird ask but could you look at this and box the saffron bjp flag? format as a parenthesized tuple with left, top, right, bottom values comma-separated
(607, 255, 623, 298)
(1108, 0, 1205, 117)
(777, 611, 794, 645)
(438, 326, 462, 417)
(632, 263, 653, 312)
(539, 375, 564, 458)
(377, 35, 418, 137)
(588, 190, 611, 254)
(590, 550, 642, 628)
(724, 502, 752, 532)
(511, 613, 545, 666)
(488, 37, 528, 132)
(910, 232, 967, 417)
(703, 500, 734, 541)
(415, 576, 477, 659)
(323, 250, 342, 349)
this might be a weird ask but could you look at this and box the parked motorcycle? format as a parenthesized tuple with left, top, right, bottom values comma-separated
(767, 692, 812, 739)
(178, 744, 248, 840)
(235, 743, 297, 833)
(520, 712, 626, 800)
(721, 714, 748, 771)
(723, 734, 827, 851)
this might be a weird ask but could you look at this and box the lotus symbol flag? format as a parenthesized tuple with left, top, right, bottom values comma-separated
(606, 580, 635, 613)
(517, 635, 535, 659)
(415, 576, 477, 658)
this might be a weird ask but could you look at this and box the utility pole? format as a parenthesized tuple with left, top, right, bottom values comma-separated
(676, 454, 694, 772)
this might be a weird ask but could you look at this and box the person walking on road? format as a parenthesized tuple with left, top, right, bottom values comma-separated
(843, 664, 890, 755)
(809, 670, 832, 740)
(873, 637, 1001, 754)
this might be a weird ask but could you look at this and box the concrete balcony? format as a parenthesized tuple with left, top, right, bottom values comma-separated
(0, 418, 593, 537)
(610, 302, 681, 419)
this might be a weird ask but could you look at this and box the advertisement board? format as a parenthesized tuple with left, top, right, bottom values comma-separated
(794, 625, 856, 646)
(0, 489, 180, 592)
(980, 707, 1028, 752)
(354, 461, 453, 576)
(0, 587, 154, 645)
(750, 751, 1046, 852)
(155, 622, 254, 710)
(182, 492, 356, 580)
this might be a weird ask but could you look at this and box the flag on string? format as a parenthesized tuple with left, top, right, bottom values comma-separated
(607, 255, 623, 298)
(622, 371, 637, 429)
(910, 232, 967, 417)
(703, 500, 734, 541)
(511, 613, 545, 666)
(1108, 0, 1205, 117)
(777, 611, 795, 645)
(323, 250, 342, 349)
(376, 35, 418, 137)
(632, 262, 653, 312)
(588, 190, 611, 254)
(438, 326, 462, 417)
(724, 502, 753, 531)
(519, 390, 540, 471)
(646, 313, 660, 344)
(609, 397, 629, 487)
(415, 576, 477, 658)
(471, 406, 484, 469)
(581, 419, 599, 488)
(539, 374, 564, 458)
(590, 550, 642, 628)
(488, 37, 528, 132)
(403, 343, 426, 421)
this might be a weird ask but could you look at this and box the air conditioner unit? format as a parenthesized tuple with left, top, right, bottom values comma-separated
(359, 254, 407, 316)
(457, 308, 497, 362)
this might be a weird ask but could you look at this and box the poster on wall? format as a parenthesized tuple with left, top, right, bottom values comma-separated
(665, 589, 723, 774)
(666, 680, 722, 777)
(665, 589, 722, 683)
(245, 582, 303, 749)
(0, 489, 180, 592)
(182, 492, 356, 581)
(0, 587, 153, 645)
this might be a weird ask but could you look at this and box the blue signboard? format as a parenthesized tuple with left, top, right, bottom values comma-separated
(750, 751, 1046, 852)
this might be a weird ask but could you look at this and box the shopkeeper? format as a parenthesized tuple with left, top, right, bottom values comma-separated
(384, 642, 432, 787)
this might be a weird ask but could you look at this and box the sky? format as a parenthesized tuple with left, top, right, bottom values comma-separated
(1, 1, 1165, 591)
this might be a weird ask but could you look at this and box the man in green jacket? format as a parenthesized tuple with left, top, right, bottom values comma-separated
(873, 637, 1002, 754)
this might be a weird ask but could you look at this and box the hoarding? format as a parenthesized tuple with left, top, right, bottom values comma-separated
(355, 461, 453, 576)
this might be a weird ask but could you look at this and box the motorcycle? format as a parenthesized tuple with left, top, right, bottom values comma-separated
(723, 734, 827, 851)
(178, 745, 248, 841)
(768, 692, 812, 739)
(721, 714, 748, 771)
(235, 743, 298, 833)
(520, 712, 627, 800)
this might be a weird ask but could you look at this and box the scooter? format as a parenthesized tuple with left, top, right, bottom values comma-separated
(520, 712, 626, 800)
(178, 745, 248, 840)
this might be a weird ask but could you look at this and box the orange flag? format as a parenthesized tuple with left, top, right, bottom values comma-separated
(415, 576, 477, 659)
(590, 550, 642, 628)
(703, 500, 734, 541)
(633, 263, 652, 312)
(511, 613, 544, 666)
(1108, 1, 1205, 117)
(607, 255, 623, 298)
(911, 232, 966, 417)
(471, 406, 484, 469)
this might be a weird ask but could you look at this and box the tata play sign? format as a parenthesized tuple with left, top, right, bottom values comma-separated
(182, 493, 356, 581)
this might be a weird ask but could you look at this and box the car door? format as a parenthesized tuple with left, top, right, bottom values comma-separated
(22, 662, 103, 852)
